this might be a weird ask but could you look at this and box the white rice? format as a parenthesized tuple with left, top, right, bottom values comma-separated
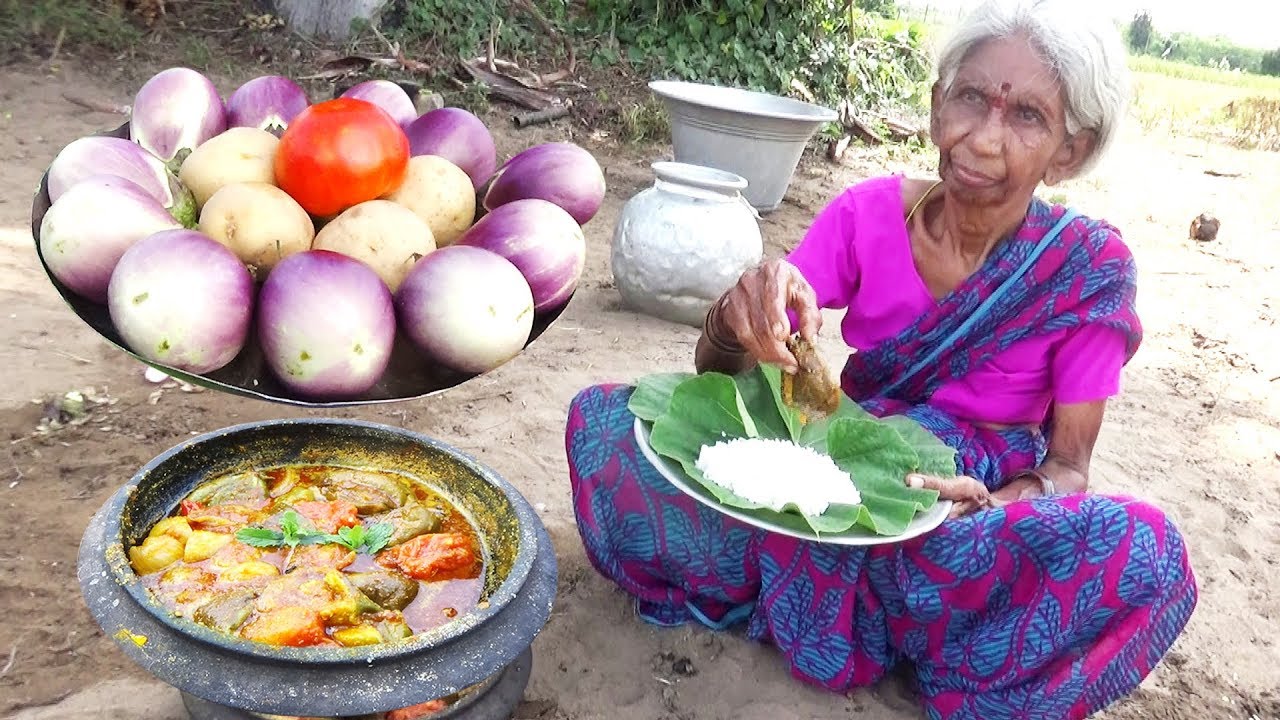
(694, 437, 861, 517)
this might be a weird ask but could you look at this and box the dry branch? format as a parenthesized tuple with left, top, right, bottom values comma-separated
(46, 26, 66, 68)
(62, 93, 130, 115)
(0, 643, 16, 678)
(298, 54, 399, 80)
(514, 106, 570, 127)
(460, 60, 564, 111)
(510, 0, 577, 84)
(370, 23, 432, 73)
(826, 135, 852, 162)
(882, 116, 925, 140)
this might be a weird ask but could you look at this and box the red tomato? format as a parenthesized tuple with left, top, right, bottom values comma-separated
(292, 500, 360, 534)
(274, 98, 410, 217)
(376, 532, 477, 581)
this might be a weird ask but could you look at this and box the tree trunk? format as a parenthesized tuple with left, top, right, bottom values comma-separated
(270, 0, 388, 40)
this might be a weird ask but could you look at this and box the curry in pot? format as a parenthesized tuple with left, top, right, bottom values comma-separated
(127, 465, 483, 648)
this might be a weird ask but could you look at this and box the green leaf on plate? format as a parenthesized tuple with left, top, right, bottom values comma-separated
(759, 363, 805, 441)
(796, 393, 877, 453)
(805, 502, 872, 534)
(731, 365, 792, 441)
(880, 415, 960, 477)
(825, 417, 938, 535)
(825, 417, 922, 483)
(628, 372, 695, 422)
(649, 373, 756, 466)
(636, 364, 957, 538)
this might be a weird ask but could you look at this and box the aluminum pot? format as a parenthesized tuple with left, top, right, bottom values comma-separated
(611, 161, 763, 327)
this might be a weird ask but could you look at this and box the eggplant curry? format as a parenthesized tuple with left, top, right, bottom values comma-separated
(127, 465, 483, 648)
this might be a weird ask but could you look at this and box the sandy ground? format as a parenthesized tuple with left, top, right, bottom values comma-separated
(0, 63, 1277, 720)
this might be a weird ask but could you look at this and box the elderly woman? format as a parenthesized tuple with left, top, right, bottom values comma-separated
(565, 0, 1197, 717)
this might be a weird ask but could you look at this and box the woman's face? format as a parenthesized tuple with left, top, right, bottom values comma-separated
(931, 34, 1094, 207)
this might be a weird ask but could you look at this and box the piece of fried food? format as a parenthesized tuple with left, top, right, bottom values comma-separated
(781, 336, 840, 422)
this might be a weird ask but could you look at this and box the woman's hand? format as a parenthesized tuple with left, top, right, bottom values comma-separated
(711, 259, 823, 374)
(906, 473, 992, 518)
(907, 474, 1046, 519)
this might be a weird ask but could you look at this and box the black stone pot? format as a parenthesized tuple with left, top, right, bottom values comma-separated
(77, 419, 557, 717)
(179, 647, 533, 719)
(31, 124, 571, 408)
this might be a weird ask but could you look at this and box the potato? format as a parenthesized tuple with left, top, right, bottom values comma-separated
(312, 200, 436, 292)
(220, 560, 281, 583)
(241, 607, 326, 646)
(183, 529, 233, 563)
(149, 516, 193, 545)
(271, 485, 322, 508)
(207, 540, 264, 570)
(383, 155, 476, 246)
(178, 127, 279, 208)
(160, 564, 215, 587)
(333, 625, 383, 647)
(128, 535, 184, 575)
(198, 182, 315, 280)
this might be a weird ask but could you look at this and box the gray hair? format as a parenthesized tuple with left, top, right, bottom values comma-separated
(936, 0, 1130, 176)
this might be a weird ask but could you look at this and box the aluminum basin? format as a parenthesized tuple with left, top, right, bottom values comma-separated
(649, 80, 838, 213)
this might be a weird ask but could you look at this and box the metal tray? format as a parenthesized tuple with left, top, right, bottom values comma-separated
(31, 123, 571, 407)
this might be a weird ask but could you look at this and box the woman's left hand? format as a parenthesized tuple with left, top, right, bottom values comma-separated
(946, 477, 1044, 518)
(905, 473, 990, 518)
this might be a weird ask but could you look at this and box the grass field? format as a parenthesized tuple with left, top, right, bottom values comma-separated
(1128, 55, 1280, 93)
(1128, 57, 1280, 151)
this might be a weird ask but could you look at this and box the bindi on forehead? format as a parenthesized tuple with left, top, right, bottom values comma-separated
(993, 82, 1012, 111)
(951, 69, 1059, 116)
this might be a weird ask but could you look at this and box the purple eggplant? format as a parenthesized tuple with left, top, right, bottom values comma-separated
(226, 75, 310, 136)
(456, 198, 585, 313)
(340, 80, 417, 128)
(404, 107, 497, 190)
(482, 142, 605, 225)
(130, 67, 227, 163)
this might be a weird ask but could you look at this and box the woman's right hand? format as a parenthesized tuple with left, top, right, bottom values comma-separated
(710, 259, 823, 374)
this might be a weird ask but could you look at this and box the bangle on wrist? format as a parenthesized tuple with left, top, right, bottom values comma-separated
(703, 297, 744, 354)
(1009, 468, 1056, 497)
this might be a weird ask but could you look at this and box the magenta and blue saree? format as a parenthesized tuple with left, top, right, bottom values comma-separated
(565, 198, 1198, 719)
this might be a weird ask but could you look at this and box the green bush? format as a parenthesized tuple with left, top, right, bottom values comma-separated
(574, 0, 931, 113)
(384, 0, 550, 62)
(1127, 10, 1152, 53)
(1123, 13, 1265, 75)
(1261, 49, 1280, 77)
(387, 0, 933, 117)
